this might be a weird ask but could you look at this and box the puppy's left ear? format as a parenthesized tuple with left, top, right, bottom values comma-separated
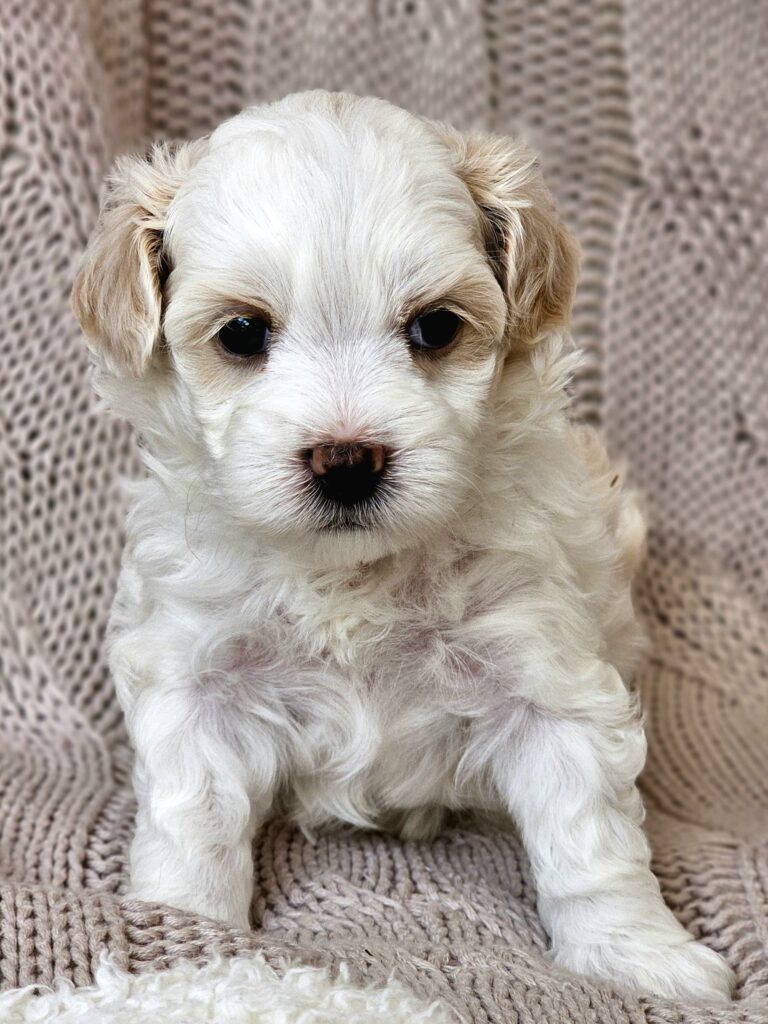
(444, 131, 580, 345)
(72, 140, 206, 377)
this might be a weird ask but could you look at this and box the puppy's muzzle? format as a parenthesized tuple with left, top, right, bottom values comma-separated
(307, 442, 389, 508)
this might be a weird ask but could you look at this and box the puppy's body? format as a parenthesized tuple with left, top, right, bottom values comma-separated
(114, 344, 639, 835)
(74, 92, 733, 1002)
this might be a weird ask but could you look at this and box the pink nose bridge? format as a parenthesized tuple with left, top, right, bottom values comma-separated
(310, 343, 391, 442)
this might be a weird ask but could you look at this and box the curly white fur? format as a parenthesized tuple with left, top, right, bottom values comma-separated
(72, 90, 733, 1004)
(0, 955, 456, 1023)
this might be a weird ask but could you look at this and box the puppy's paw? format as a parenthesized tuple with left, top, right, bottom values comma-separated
(552, 937, 734, 1004)
(125, 885, 252, 932)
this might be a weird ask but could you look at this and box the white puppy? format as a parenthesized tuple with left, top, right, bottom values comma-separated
(73, 91, 733, 1003)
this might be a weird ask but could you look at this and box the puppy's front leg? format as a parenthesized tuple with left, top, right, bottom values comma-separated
(488, 668, 733, 1002)
(129, 790, 256, 930)
(124, 685, 275, 930)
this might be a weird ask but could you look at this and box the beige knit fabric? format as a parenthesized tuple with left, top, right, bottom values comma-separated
(0, 1, 766, 1020)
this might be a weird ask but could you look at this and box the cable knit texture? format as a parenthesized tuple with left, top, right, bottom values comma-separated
(0, 1, 766, 1020)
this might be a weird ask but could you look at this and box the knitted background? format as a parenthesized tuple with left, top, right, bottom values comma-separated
(0, 1, 766, 1020)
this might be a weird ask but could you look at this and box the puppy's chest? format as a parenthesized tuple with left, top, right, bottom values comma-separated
(259, 621, 476, 823)
(245, 586, 486, 732)
(270, 579, 488, 701)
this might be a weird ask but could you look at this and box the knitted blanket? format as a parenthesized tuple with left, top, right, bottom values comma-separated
(0, 1, 766, 1020)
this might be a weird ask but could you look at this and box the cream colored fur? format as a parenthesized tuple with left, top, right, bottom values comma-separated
(72, 91, 733, 1003)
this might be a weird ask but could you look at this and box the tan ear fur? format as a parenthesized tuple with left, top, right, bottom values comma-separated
(444, 131, 580, 345)
(72, 141, 205, 376)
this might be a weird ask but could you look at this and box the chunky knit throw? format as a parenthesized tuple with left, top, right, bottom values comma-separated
(0, 1, 766, 1020)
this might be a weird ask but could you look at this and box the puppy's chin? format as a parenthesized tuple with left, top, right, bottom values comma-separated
(268, 519, 421, 571)
(266, 484, 469, 569)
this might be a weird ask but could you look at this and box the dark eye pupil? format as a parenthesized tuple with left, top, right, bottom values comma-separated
(408, 309, 461, 351)
(218, 315, 270, 357)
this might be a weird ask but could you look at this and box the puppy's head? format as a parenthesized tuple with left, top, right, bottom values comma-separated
(73, 91, 578, 565)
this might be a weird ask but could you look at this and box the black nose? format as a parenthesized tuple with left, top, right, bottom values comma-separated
(307, 443, 388, 507)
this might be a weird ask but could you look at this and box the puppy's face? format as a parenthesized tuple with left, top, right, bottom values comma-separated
(163, 103, 507, 561)
(74, 93, 577, 565)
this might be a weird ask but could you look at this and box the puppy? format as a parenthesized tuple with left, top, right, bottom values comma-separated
(72, 91, 733, 1003)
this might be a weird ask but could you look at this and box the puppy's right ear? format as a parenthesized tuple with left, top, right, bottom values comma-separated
(439, 129, 579, 347)
(72, 141, 205, 377)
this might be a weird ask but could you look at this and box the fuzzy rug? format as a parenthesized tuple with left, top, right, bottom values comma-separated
(0, 955, 456, 1024)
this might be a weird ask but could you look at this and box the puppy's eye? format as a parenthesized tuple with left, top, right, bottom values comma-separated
(406, 309, 461, 352)
(217, 315, 271, 357)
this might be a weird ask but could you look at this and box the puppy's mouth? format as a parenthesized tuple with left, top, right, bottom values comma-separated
(319, 518, 368, 532)
(313, 497, 386, 532)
